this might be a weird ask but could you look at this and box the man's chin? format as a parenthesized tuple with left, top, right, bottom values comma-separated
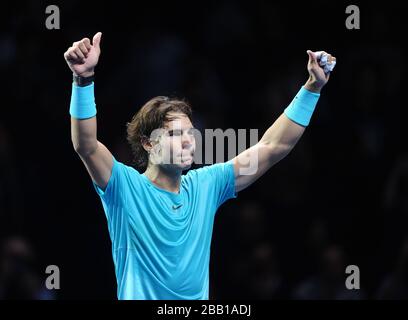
(181, 160, 193, 170)
(179, 157, 194, 170)
(163, 156, 194, 170)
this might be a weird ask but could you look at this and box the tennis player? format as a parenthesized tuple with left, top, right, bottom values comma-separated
(64, 32, 335, 299)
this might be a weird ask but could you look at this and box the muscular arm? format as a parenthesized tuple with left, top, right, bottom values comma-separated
(232, 50, 336, 193)
(66, 32, 113, 190)
(232, 112, 306, 192)
(71, 117, 113, 190)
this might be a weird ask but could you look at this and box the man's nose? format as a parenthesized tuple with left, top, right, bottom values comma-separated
(182, 132, 194, 148)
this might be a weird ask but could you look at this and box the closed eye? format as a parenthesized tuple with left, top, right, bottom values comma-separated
(168, 129, 182, 137)
(168, 128, 195, 137)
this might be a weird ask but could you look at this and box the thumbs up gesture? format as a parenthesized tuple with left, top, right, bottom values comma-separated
(64, 32, 102, 77)
(304, 50, 336, 93)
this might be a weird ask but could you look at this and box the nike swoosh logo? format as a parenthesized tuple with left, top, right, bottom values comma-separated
(172, 204, 183, 210)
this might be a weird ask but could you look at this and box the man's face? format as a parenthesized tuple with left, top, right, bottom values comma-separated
(149, 112, 196, 171)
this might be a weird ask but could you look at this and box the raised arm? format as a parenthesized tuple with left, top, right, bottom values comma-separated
(65, 32, 113, 190)
(232, 50, 336, 192)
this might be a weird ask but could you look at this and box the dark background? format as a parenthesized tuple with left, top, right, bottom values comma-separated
(0, 1, 407, 299)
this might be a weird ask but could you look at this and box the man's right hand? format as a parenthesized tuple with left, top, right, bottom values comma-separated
(64, 32, 102, 77)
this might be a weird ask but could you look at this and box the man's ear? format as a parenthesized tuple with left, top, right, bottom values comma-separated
(141, 136, 153, 153)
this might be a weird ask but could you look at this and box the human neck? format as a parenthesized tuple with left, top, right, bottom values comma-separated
(143, 165, 182, 194)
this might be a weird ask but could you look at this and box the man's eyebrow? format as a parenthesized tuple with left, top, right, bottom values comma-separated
(167, 127, 195, 131)
(167, 127, 196, 134)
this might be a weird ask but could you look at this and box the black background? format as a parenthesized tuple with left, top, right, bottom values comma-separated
(0, 1, 407, 300)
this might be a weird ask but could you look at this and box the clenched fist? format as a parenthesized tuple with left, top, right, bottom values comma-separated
(64, 32, 102, 77)
(304, 50, 336, 93)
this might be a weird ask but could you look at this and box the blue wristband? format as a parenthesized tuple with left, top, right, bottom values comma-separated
(69, 82, 97, 119)
(284, 86, 320, 127)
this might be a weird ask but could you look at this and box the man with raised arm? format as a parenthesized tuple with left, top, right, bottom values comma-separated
(65, 32, 336, 300)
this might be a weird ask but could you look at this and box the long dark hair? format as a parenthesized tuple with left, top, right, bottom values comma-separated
(126, 96, 193, 171)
